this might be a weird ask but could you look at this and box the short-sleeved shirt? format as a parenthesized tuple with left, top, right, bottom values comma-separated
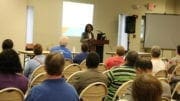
(151, 59, 166, 75)
(24, 55, 46, 78)
(25, 78, 79, 101)
(0, 73, 28, 93)
(50, 45, 72, 60)
(104, 66, 136, 101)
(105, 56, 125, 69)
(73, 52, 88, 64)
(68, 69, 108, 94)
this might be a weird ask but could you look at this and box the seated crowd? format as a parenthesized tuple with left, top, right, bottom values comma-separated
(0, 38, 179, 101)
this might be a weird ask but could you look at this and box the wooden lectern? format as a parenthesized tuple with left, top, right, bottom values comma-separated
(89, 40, 109, 62)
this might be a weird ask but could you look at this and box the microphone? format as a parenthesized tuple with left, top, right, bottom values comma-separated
(96, 30, 106, 40)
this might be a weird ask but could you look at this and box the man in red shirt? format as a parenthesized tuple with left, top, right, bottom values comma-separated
(105, 46, 125, 69)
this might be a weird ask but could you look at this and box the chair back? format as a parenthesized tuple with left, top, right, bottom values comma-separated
(30, 65, 45, 80)
(103, 70, 110, 76)
(158, 78, 169, 83)
(113, 80, 133, 101)
(64, 59, 73, 67)
(63, 63, 81, 79)
(29, 72, 47, 88)
(66, 71, 83, 82)
(167, 65, 176, 74)
(172, 65, 180, 76)
(155, 70, 168, 78)
(0, 87, 24, 101)
(79, 82, 107, 101)
(161, 97, 170, 101)
(97, 63, 107, 72)
(80, 59, 87, 70)
(171, 82, 180, 99)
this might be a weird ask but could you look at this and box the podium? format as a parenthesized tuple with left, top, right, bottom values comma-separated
(89, 40, 109, 62)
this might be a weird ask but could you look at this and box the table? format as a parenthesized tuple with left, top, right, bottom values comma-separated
(18, 50, 50, 55)
(106, 51, 151, 59)
(18, 50, 50, 67)
(106, 52, 116, 56)
(18, 50, 80, 66)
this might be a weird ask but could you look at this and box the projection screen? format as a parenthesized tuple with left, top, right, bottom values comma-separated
(144, 14, 180, 49)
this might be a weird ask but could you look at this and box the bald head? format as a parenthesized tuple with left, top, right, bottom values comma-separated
(59, 36, 69, 46)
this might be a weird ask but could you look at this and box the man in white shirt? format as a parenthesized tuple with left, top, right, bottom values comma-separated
(151, 46, 166, 75)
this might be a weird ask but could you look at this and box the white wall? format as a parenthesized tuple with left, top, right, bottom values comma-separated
(28, 0, 180, 60)
(28, 0, 62, 50)
(0, 0, 27, 50)
(0, 0, 179, 63)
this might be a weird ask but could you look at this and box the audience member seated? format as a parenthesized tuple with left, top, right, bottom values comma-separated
(50, 36, 72, 60)
(122, 59, 171, 101)
(105, 46, 125, 69)
(73, 43, 89, 64)
(0, 49, 28, 93)
(168, 45, 180, 71)
(151, 46, 166, 75)
(68, 52, 108, 94)
(104, 51, 138, 101)
(132, 74, 162, 101)
(24, 43, 46, 78)
(25, 53, 79, 101)
(168, 46, 180, 98)
(2, 39, 14, 50)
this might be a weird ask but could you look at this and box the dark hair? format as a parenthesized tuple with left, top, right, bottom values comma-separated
(33, 43, 43, 55)
(81, 43, 88, 52)
(125, 51, 139, 66)
(0, 49, 22, 74)
(177, 45, 180, 55)
(132, 74, 162, 101)
(85, 24, 93, 32)
(116, 46, 125, 56)
(86, 52, 100, 68)
(45, 53, 65, 75)
(2, 39, 13, 50)
(135, 59, 153, 71)
(151, 46, 161, 58)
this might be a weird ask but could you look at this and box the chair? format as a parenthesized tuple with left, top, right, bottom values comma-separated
(66, 71, 84, 83)
(0, 87, 24, 101)
(97, 63, 107, 72)
(113, 80, 133, 101)
(64, 59, 73, 67)
(80, 59, 87, 70)
(79, 82, 108, 101)
(155, 70, 168, 78)
(172, 65, 180, 76)
(171, 82, 180, 99)
(63, 63, 82, 79)
(167, 65, 177, 74)
(30, 65, 45, 81)
(29, 72, 47, 88)
(158, 78, 169, 83)
(103, 70, 110, 75)
(161, 97, 170, 101)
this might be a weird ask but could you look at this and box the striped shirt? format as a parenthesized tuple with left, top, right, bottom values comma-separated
(104, 65, 136, 101)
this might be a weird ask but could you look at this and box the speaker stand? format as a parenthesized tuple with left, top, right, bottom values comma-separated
(127, 34, 130, 51)
(96, 45, 103, 63)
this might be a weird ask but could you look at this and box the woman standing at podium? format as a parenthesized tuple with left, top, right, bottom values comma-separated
(80, 24, 95, 51)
